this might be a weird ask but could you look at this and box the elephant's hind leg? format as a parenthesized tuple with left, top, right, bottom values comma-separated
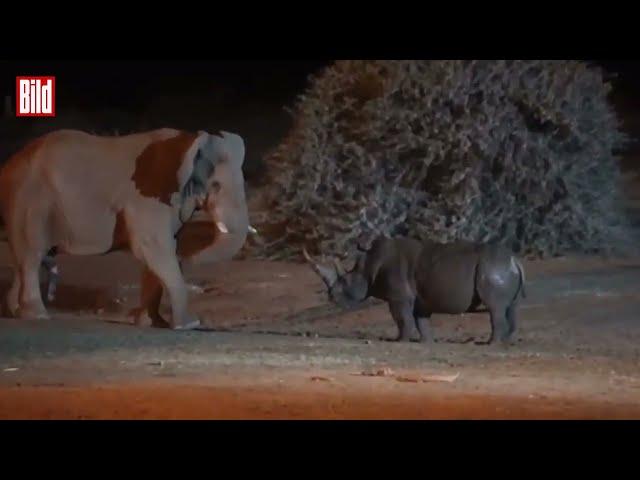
(5, 243, 21, 317)
(10, 200, 58, 319)
(15, 250, 49, 319)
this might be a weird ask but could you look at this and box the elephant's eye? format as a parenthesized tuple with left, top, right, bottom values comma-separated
(210, 181, 222, 194)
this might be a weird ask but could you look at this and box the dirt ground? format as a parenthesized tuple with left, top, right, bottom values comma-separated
(2, 236, 640, 419)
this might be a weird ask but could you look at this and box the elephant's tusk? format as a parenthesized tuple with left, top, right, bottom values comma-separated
(216, 221, 229, 234)
(248, 225, 258, 235)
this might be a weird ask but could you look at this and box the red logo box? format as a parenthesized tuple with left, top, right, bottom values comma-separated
(16, 76, 56, 117)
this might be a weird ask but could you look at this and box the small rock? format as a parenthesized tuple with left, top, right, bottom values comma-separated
(421, 372, 460, 383)
(148, 361, 163, 367)
(310, 376, 331, 382)
(3, 367, 19, 372)
(364, 340, 372, 345)
(359, 367, 394, 377)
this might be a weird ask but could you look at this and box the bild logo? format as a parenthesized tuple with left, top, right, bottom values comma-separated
(16, 76, 56, 117)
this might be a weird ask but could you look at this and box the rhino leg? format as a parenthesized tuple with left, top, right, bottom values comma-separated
(505, 303, 517, 339)
(476, 262, 517, 345)
(488, 306, 510, 344)
(413, 300, 433, 344)
(388, 300, 416, 342)
(415, 316, 433, 344)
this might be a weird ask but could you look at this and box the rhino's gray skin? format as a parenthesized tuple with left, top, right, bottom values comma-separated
(304, 235, 526, 345)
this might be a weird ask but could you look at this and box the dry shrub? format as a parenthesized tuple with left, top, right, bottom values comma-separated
(252, 60, 632, 260)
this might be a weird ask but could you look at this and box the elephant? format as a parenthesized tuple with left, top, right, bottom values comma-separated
(303, 235, 526, 344)
(0, 128, 250, 330)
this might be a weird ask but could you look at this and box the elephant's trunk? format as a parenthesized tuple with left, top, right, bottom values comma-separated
(177, 215, 250, 265)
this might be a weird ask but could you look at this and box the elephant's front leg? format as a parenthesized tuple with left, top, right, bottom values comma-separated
(126, 203, 201, 330)
(132, 238, 200, 330)
(148, 253, 199, 330)
(129, 267, 170, 329)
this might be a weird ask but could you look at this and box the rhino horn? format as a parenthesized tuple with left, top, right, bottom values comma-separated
(333, 257, 346, 277)
(302, 248, 338, 288)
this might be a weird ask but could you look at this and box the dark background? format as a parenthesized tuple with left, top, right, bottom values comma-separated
(1, 60, 639, 181)
(0, 61, 331, 112)
(1, 60, 638, 111)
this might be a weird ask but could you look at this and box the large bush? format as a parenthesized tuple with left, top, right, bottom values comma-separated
(253, 60, 631, 260)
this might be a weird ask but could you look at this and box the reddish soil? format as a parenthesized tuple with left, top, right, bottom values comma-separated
(1, 238, 640, 419)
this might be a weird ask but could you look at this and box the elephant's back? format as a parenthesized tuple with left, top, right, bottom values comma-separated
(0, 134, 50, 218)
(39, 129, 184, 194)
(0, 127, 186, 218)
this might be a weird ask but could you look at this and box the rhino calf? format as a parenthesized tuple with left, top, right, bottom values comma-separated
(304, 235, 526, 345)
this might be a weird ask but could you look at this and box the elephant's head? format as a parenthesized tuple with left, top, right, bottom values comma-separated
(303, 248, 370, 308)
(176, 130, 250, 263)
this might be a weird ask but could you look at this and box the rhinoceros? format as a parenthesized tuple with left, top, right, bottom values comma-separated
(0, 128, 250, 330)
(303, 235, 526, 345)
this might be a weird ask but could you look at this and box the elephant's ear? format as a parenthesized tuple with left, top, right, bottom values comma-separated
(176, 132, 216, 203)
(173, 130, 245, 211)
(174, 131, 217, 221)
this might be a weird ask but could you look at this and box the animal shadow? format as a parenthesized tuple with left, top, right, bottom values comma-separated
(0, 275, 120, 317)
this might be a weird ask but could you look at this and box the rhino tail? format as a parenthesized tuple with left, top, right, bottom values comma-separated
(513, 257, 526, 299)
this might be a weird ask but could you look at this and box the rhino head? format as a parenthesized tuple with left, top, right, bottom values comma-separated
(303, 247, 370, 308)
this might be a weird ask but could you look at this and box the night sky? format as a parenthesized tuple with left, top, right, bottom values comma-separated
(1, 60, 639, 113)
(0, 61, 331, 112)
